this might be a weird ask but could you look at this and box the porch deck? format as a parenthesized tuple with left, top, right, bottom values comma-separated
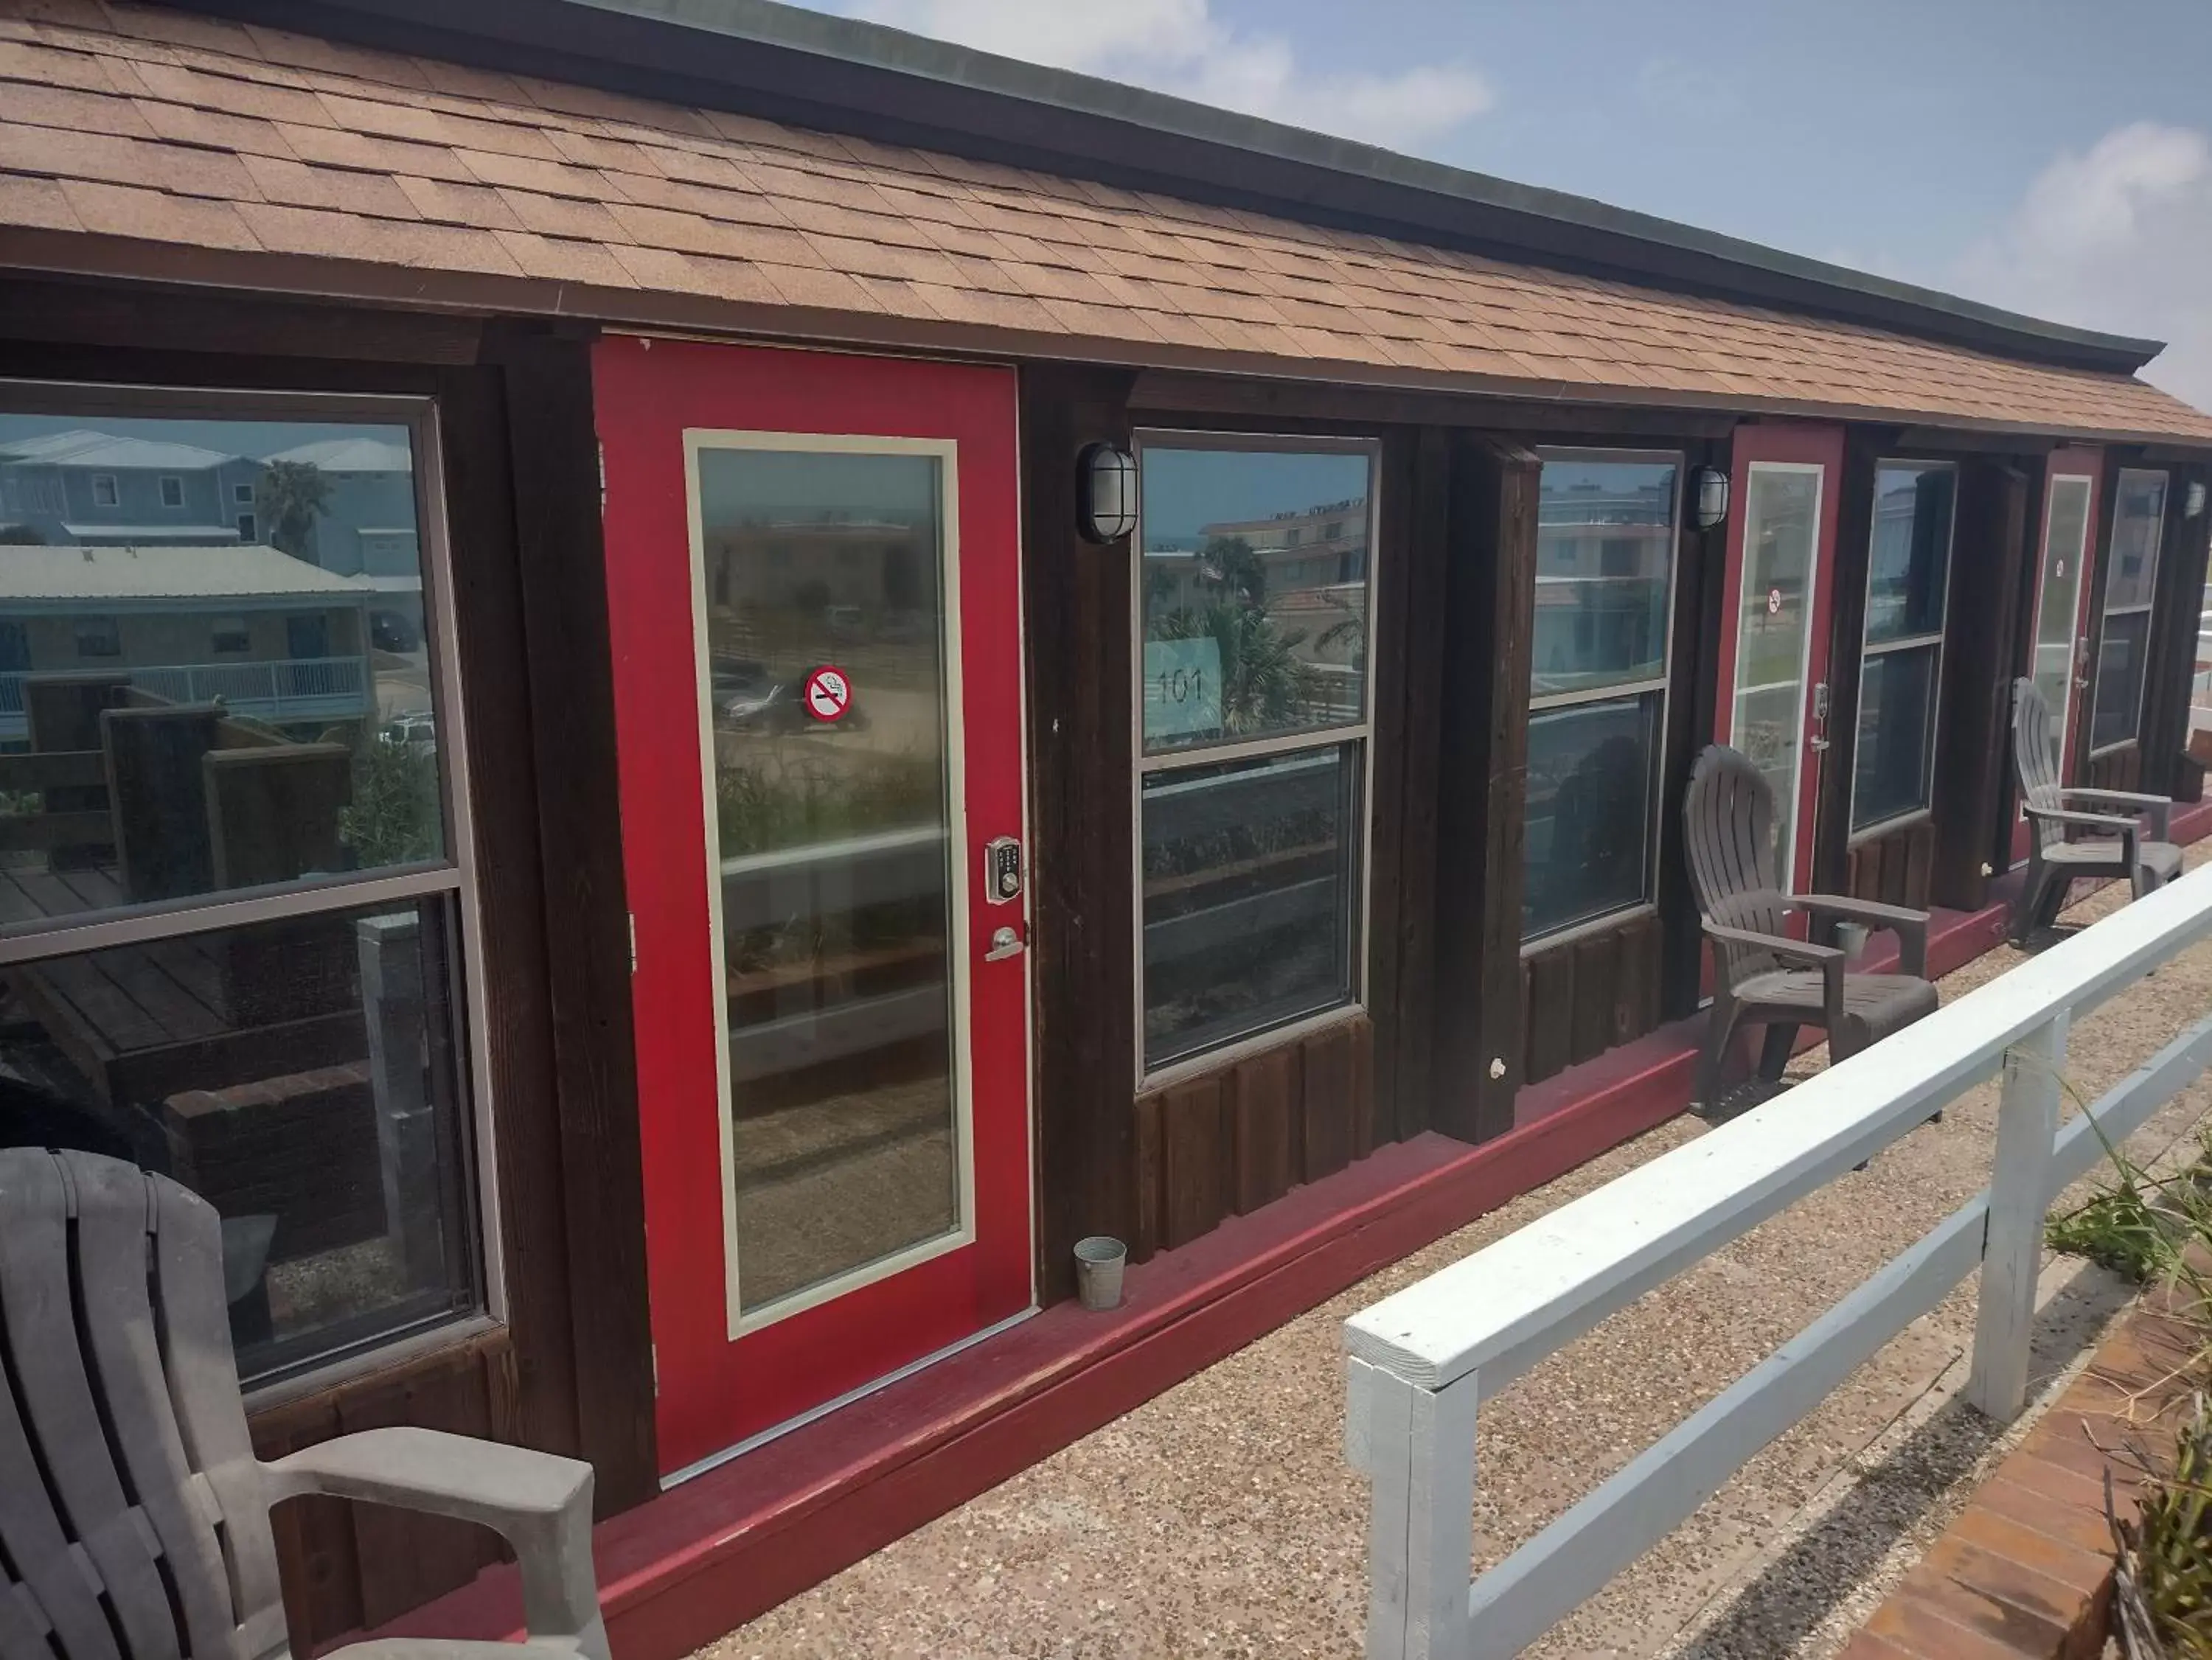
(712, 847, 2212, 1660)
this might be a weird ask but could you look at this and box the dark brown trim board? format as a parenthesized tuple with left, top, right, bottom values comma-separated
(1019, 362, 1140, 1300)
(1433, 436, 1542, 1142)
(1809, 428, 1886, 898)
(2142, 461, 2212, 801)
(1933, 458, 2034, 909)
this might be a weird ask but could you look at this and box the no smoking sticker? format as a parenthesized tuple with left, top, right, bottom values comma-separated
(803, 664, 852, 722)
(1767, 587, 1783, 615)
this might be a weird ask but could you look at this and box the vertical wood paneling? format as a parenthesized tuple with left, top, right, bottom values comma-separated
(1160, 1076, 1229, 1249)
(1301, 1022, 1357, 1184)
(249, 1328, 515, 1654)
(1517, 913, 1667, 1085)
(1020, 365, 1140, 1288)
(1227, 1045, 1298, 1216)
(1131, 1090, 1163, 1262)
(1568, 933, 1618, 1066)
(1350, 1018, 1377, 1161)
(1433, 438, 1542, 1140)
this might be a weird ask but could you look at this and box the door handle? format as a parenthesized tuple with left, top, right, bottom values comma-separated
(984, 924, 1025, 962)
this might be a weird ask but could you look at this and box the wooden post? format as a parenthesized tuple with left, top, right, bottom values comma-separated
(1931, 459, 2031, 908)
(1433, 437, 1540, 1142)
(2140, 460, 2211, 801)
(1967, 1009, 2068, 1420)
(1352, 1357, 1478, 1660)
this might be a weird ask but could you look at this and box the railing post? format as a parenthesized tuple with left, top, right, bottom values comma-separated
(1349, 1357, 1478, 1659)
(1968, 1009, 2069, 1420)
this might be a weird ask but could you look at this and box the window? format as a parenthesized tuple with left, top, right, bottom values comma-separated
(2091, 469, 2168, 753)
(1523, 451, 1680, 941)
(91, 472, 118, 507)
(1135, 436, 1376, 1075)
(159, 474, 185, 509)
(0, 389, 478, 1388)
(1852, 461, 1955, 831)
(234, 482, 255, 505)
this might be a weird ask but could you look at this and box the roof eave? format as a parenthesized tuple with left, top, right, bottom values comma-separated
(173, 0, 2166, 377)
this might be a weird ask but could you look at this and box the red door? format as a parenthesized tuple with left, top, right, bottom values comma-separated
(1713, 422, 1846, 892)
(597, 335, 1034, 1477)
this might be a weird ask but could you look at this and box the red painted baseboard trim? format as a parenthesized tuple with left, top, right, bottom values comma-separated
(385, 806, 2212, 1660)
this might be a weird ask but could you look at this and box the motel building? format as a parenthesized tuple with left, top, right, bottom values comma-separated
(1, 1, 2211, 1652)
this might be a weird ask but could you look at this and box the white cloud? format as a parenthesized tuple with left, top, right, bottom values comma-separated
(848, 0, 1492, 153)
(1953, 121, 2212, 414)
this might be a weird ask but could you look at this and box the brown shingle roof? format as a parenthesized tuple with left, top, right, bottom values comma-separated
(4, 0, 2211, 443)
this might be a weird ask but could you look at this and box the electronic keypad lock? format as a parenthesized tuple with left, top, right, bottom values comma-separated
(983, 836, 1023, 904)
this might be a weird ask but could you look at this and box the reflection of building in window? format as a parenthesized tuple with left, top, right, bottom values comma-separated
(703, 515, 934, 651)
(2091, 469, 2168, 753)
(0, 543, 377, 744)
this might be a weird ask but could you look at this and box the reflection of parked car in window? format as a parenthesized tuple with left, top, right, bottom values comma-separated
(380, 711, 437, 753)
(370, 608, 420, 652)
(712, 661, 865, 733)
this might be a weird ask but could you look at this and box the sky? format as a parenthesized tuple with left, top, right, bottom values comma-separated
(793, 0, 2212, 412)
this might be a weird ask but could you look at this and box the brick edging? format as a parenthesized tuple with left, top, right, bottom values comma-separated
(1841, 1286, 2205, 1659)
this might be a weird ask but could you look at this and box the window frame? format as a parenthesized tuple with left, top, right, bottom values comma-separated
(89, 472, 118, 507)
(0, 377, 505, 1392)
(158, 473, 185, 509)
(1128, 428, 1382, 1087)
(1848, 457, 1958, 838)
(2090, 466, 2169, 757)
(1520, 446, 1684, 951)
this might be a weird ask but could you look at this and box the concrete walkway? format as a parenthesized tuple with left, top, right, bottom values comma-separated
(710, 854, 2212, 1660)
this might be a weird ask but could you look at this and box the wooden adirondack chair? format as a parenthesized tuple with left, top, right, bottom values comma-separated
(1684, 744, 1938, 1109)
(2009, 676, 2180, 944)
(0, 1146, 607, 1660)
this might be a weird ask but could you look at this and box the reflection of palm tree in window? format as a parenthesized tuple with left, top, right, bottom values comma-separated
(1152, 602, 1312, 733)
(257, 460, 330, 559)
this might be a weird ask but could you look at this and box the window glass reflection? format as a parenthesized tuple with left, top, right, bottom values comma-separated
(1865, 463, 1954, 644)
(2091, 610, 2152, 753)
(0, 412, 445, 921)
(1532, 459, 1677, 696)
(1522, 694, 1658, 938)
(1730, 466, 1823, 873)
(2033, 476, 2092, 772)
(1140, 745, 1359, 1070)
(2104, 470, 2166, 613)
(0, 897, 473, 1384)
(1138, 447, 1371, 754)
(1854, 644, 1938, 830)
(692, 445, 960, 1319)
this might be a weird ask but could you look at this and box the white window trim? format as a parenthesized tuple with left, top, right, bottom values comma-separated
(0, 378, 499, 1402)
(1521, 447, 1684, 948)
(158, 474, 185, 509)
(90, 472, 118, 506)
(2090, 467, 2169, 756)
(1849, 459, 1958, 838)
(1130, 429, 1381, 1087)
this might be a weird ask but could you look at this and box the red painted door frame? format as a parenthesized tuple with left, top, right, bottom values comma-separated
(1712, 420, 1847, 893)
(594, 335, 1034, 1477)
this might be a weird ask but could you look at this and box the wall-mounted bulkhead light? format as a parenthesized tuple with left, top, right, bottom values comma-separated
(1077, 442, 1138, 544)
(1691, 465, 1730, 531)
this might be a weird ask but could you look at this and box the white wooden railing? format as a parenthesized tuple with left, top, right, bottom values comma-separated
(1344, 859, 2212, 1659)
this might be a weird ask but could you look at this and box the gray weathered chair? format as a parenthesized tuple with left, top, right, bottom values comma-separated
(1685, 744, 1938, 1109)
(0, 1146, 608, 1660)
(2009, 676, 2180, 944)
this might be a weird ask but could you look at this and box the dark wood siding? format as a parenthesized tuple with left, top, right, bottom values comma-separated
(2140, 459, 2211, 803)
(1130, 1015, 1375, 1255)
(0, 280, 656, 1653)
(1843, 818, 1937, 907)
(1516, 911, 1663, 1084)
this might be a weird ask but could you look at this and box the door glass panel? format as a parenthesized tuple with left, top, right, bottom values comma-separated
(692, 444, 959, 1323)
(1729, 465, 1822, 885)
(2034, 476, 2093, 771)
